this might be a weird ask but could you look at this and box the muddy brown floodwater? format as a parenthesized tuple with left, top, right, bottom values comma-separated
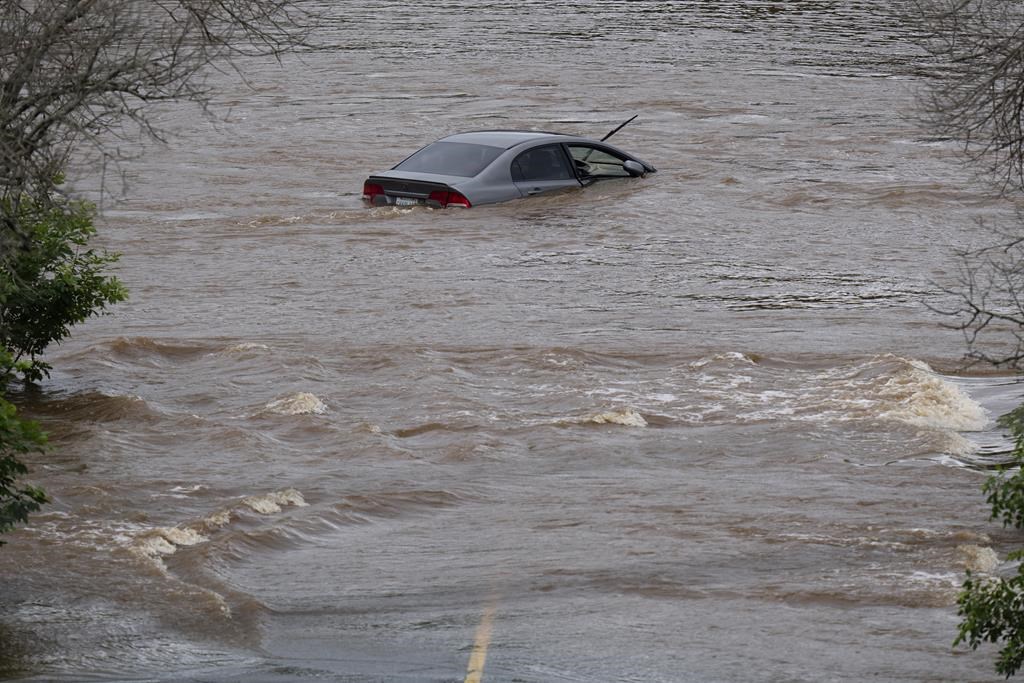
(2, 2, 1024, 681)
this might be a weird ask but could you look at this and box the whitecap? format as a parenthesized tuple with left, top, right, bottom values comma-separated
(132, 526, 209, 560)
(133, 489, 307, 561)
(264, 392, 327, 415)
(956, 545, 1000, 573)
(904, 570, 962, 588)
(197, 488, 307, 529)
(688, 351, 756, 369)
(588, 408, 648, 427)
(223, 342, 270, 353)
(170, 484, 207, 493)
(241, 488, 308, 514)
(877, 363, 988, 432)
(201, 508, 234, 529)
(937, 432, 980, 457)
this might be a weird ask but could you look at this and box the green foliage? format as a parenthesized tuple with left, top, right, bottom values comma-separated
(0, 350, 47, 547)
(0, 197, 127, 383)
(956, 409, 1024, 676)
(957, 562, 1024, 678)
(0, 400, 46, 546)
(984, 409, 1024, 530)
(984, 469, 1024, 531)
(0, 195, 125, 544)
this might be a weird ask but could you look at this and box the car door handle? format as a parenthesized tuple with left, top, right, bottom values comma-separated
(527, 187, 543, 195)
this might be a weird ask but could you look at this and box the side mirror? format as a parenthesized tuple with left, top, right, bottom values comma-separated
(623, 160, 645, 177)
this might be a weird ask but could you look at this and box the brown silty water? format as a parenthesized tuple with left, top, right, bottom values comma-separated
(1, 2, 1022, 681)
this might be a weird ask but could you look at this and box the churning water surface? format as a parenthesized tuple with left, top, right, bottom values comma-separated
(3, 2, 1024, 681)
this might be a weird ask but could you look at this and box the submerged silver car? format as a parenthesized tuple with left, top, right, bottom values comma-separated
(362, 130, 656, 208)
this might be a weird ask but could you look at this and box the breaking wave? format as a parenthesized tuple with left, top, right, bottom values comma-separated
(587, 408, 648, 427)
(130, 488, 308, 565)
(134, 526, 209, 559)
(262, 392, 328, 415)
(240, 489, 309, 515)
(870, 360, 988, 431)
(956, 545, 1000, 573)
(672, 354, 988, 433)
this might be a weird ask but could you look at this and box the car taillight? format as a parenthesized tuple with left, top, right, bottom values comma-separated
(362, 182, 384, 203)
(428, 190, 472, 208)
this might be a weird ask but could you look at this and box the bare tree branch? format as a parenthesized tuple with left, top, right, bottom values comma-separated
(911, 1, 1024, 367)
(0, 0, 318, 260)
(914, 0, 1024, 195)
(927, 214, 1024, 368)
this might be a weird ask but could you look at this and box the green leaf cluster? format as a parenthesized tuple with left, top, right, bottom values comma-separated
(1, 197, 127, 383)
(957, 563, 1024, 678)
(0, 349, 46, 547)
(0, 195, 126, 544)
(956, 408, 1024, 677)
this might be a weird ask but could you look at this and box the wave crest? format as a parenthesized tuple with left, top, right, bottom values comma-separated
(133, 526, 209, 559)
(241, 489, 308, 515)
(874, 360, 988, 431)
(956, 545, 1000, 573)
(587, 408, 648, 427)
(130, 488, 308, 565)
(263, 392, 327, 415)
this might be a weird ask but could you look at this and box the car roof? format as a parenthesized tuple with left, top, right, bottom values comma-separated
(440, 130, 578, 149)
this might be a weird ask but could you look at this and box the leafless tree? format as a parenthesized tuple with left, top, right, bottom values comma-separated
(915, 0, 1024, 195)
(913, 0, 1024, 367)
(0, 0, 317, 256)
(931, 222, 1024, 368)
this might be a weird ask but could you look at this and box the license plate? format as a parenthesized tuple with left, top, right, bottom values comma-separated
(393, 196, 419, 206)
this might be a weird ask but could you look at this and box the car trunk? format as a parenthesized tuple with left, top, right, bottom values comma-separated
(363, 175, 471, 208)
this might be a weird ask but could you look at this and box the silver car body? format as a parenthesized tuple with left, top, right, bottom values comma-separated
(363, 130, 656, 208)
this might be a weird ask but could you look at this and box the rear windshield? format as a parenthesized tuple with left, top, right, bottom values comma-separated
(394, 141, 503, 177)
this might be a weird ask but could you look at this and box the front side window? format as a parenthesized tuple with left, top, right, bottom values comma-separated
(511, 145, 574, 182)
(394, 142, 503, 177)
(568, 145, 631, 178)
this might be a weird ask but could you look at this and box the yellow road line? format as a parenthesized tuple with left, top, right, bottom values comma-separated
(464, 599, 498, 683)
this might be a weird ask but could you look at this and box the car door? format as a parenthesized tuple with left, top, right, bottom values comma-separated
(511, 144, 581, 197)
(566, 144, 634, 185)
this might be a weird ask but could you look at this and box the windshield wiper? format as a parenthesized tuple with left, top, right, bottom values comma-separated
(600, 114, 638, 142)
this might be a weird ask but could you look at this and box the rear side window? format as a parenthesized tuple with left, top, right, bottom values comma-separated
(511, 145, 574, 182)
(394, 142, 503, 177)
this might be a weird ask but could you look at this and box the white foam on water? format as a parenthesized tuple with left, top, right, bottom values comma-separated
(877, 361, 989, 432)
(202, 508, 234, 529)
(588, 408, 648, 427)
(745, 406, 796, 420)
(729, 357, 991, 456)
(223, 342, 270, 353)
(935, 431, 980, 457)
(903, 570, 962, 589)
(264, 392, 327, 415)
(241, 488, 308, 514)
(196, 488, 309, 530)
(688, 351, 756, 370)
(956, 545, 1001, 573)
(131, 488, 308, 568)
(132, 526, 209, 561)
(170, 484, 207, 493)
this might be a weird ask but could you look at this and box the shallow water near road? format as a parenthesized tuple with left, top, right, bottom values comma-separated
(2, 2, 1024, 681)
